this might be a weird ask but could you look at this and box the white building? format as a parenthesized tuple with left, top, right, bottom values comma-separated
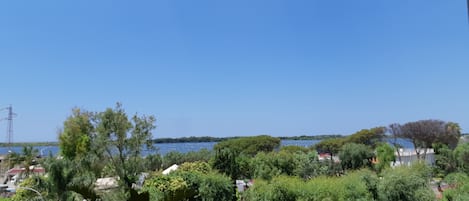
(392, 148, 435, 167)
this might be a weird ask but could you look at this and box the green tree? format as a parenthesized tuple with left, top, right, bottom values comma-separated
(212, 148, 242, 180)
(251, 152, 281, 180)
(141, 169, 235, 201)
(339, 143, 374, 170)
(313, 138, 344, 159)
(394, 120, 461, 160)
(375, 143, 396, 173)
(433, 143, 458, 176)
(213, 135, 280, 156)
(145, 154, 163, 171)
(279, 145, 309, 154)
(213, 135, 279, 180)
(95, 103, 156, 201)
(442, 172, 469, 201)
(348, 127, 386, 148)
(6, 146, 39, 178)
(11, 176, 49, 201)
(58, 108, 94, 160)
(454, 143, 469, 174)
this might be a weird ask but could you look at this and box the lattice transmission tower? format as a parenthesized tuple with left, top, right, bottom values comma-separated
(1, 105, 16, 151)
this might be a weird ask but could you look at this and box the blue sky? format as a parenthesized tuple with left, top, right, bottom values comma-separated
(0, 0, 468, 142)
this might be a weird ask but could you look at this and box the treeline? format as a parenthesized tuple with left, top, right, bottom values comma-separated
(278, 134, 343, 140)
(152, 134, 342, 144)
(0, 142, 58, 147)
(151, 136, 237, 143)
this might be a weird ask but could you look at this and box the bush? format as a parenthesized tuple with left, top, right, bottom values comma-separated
(339, 143, 374, 170)
(142, 169, 235, 201)
(243, 170, 372, 201)
(378, 164, 435, 201)
(442, 172, 469, 201)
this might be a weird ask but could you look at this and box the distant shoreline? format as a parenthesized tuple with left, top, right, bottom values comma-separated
(0, 135, 344, 147)
(151, 134, 343, 143)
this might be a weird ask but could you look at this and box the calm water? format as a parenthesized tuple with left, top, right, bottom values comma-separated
(0, 138, 413, 156)
(0, 140, 321, 156)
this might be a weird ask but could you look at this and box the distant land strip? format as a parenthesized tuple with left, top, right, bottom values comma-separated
(151, 134, 344, 143)
(2, 133, 468, 147)
(0, 141, 59, 147)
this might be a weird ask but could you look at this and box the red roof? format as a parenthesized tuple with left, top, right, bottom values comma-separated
(6, 167, 45, 175)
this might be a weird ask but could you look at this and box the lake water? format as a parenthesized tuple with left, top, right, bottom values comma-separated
(0, 140, 321, 156)
(0, 138, 413, 156)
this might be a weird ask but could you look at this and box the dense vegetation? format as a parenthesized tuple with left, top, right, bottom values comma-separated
(4, 104, 469, 201)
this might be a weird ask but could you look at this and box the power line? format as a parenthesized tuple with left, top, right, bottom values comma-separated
(0, 105, 17, 151)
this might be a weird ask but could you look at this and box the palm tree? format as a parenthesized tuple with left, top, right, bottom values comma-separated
(6, 146, 39, 180)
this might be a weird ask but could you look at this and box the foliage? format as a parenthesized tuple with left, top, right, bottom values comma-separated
(162, 151, 185, 169)
(144, 154, 163, 171)
(434, 143, 458, 176)
(339, 143, 374, 170)
(375, 143, 396, 173)
(347, 127, 386, 148)
(197, 172, 235, 201)
(313, 138, 344, 157)
(214, 135, 281, 156)
(11, 177, 49, 201)
(278, 134, 344, 140)
(141, 170, 234, 201)
(293, 151, 339, 179)
(45, 157, 98, 200)
(250, 152, 281, 180)
(314, 127, 385, 156)
(213, 136, 279, 180)
(242, 171, 372, 201)
(442, 172, 469, 201)
(94, 103, 156, 200)
(279, 145, 309, 154)
(212, 148, 244, 180)
(152, 135, 342, 144)
(433, 142, 469, 176)
(7, 146, 39, 178)
(454, 142, 469, 174)
(152, 136, 229, 143)
(142, 173, 189, 201)
(391, 120, 461, 160)
(378, 164, 434, 201)
(179, 161, 212, 174)
(162, 149, 213, 169)
(58, 108, 94, 160)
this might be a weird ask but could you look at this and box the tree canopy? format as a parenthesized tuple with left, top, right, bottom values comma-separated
(214, 135, 281, 156)
(390, 120, 461, 159)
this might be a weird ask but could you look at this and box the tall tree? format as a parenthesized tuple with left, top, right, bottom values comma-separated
(338, 143, 374, 170)
(394, 120, 461, 160)
(388, 123, 403, 164)
(95, 103, 156, 201)
(6, 146, 39, 180)
(347, 127, 386, 148)
(313, 138, 344, 159)
(58, 108, 94, 160)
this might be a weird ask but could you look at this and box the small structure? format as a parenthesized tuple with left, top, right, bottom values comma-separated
(236, 180, 253, 192)
(5, 167, 45, 184)
(6, 167, 45, 176)
(95, 177, 119, 191)
(392, 148, 435, 167)
(318, 153, 340, 162)
(162, 164, 179, 175)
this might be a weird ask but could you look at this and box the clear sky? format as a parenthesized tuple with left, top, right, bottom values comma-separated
(0, 0, 468, 142)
